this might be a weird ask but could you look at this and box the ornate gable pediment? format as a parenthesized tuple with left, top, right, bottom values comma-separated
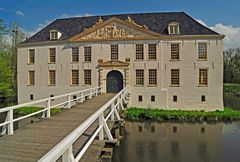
(99, 60, 129, 67)
(70, 17, 162, 41)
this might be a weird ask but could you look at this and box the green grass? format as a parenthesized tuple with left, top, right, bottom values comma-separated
(15, 107, 62, 115)
(125, 107, 240, 122)
(224, 83, 240, 96)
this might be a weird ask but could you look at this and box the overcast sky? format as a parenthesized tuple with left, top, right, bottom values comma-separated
(1, 0, 239, 49)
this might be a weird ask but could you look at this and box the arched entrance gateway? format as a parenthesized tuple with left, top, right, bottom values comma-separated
(106, 70, 123, 93)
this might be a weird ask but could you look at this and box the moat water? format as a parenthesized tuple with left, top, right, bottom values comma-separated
(0, 96, 240, 162)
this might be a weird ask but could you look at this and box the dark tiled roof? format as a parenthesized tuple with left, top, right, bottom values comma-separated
(23, 12, 219, 43)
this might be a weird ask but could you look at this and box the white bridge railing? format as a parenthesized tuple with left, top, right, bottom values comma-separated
(38, 87, 129, 162)
(0, 86, 103, 136)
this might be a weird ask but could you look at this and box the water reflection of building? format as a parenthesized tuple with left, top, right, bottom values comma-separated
(116, 121, 223, 162)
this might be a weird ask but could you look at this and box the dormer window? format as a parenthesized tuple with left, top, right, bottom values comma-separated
(50, 30, 61, 40)
(168, 22, 180, 34)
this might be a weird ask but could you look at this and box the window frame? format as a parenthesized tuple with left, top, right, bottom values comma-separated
(199, 69, 208, 86)
(71, 70, 79, 85)
(71, 47, 79, 63)
(84, 46, 92, 62)
(48, 70, 56, 86)
(170, 43, 180, 60)
(168, 23, 180, 35)
(136, 44, 144, 60)
(111, 45, 118, 60)
(28, 71, 35, 86)
(135, 69, 144, 86)
(171, 69, 180, 86)
(148, 69, 157, 86)
(50, 30, 58, 40)
(48, 48, 56, 64)
(198, 43, 207, 60)
(84, 69, 91, 85)
(148, 44, 157, 60)
(28, 49, 35, 64)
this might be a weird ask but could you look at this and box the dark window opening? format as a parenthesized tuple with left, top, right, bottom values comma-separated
(50, 95, 54, 101)
(30, 94, 34, 100)
(151, 95, 155, 102)
(201, 127, 205, 134)
(173, 95, 178, 102)
(173, 126, 178, 133)
(151, 126, 155, 133)
(138, 126, 143, 132)
(138, 95, 143, 102)
(201, 95, 206, 102)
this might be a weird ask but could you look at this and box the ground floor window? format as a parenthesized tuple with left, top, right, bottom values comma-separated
(48, 70, 56, 85)
(136, 69, 144, 85)
(148, 69, 157, 86)
(138, 95, 143, 102)
(84, 70, 91, 85)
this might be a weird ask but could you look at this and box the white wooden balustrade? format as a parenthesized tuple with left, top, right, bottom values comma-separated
(38, 87, 129, 162)
(0, 86, 103, 136)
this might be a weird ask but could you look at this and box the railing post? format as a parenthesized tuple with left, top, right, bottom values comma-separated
(89, 89, 92, 99)
(7, 109, 14, 135)
(62, 145, 74, 162)
(99, 113, 104, 140)
(46, 99, 51, 118)
(80, 92, 84, 103)
(111, 103, 115, 120)
(67, 94, 71, 108)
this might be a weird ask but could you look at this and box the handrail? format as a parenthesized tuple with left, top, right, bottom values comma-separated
(38, 87, 129, 162)
(0, 86, 103, 135)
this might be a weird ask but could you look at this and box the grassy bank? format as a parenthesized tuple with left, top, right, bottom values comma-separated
(15, 107, 62, 116)
(125, 107, 240, 122)
(224, 83, 240, 96)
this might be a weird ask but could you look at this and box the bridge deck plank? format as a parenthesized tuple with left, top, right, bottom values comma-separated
(0, 93, 115, 162)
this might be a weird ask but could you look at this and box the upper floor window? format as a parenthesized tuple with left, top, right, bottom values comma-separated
(136, 44, 144, 60)
(28, 49, 35, 64)
(84, 47, 91, 62)
(28, 71, 35, 86)
(50, 30, 61, 40)
(111, 45, 118, 60)
(48, 70, 56, 86)
(72, 47, 79, 62)
(171, 44, 179, 60)
(136, 69, 144, 85)
(148, 44, 156, 60)
(49, 48, 56, 63)
(168, 22, 180, 34)
(84, 70, 91, 85)
(199, 69, 208, 86)
(148, 69, 157, 86)
(198, 43, 207, 60)
(71, 70, 79, 85)
(171, 69, 180, 86)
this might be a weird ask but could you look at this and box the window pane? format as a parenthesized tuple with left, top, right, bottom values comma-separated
(49, 48, 56, 63)
(149, 69, 157, 85)
(171, 69, 180, 86)
(136, 69, 144, 85)
(28, 71, 35, 85)
(84, 70, 91, 85)
(28, 49, 35, 64)
(49, 70, 56, 85)
(72, 47, 79, 62)
(71, 70, 79, 85)
(199, 69, 208, 85)
(84, 47, 91, 62)
(171, 44, 179, 60)
(148, 44, 156, 60)
(111, 45, 118, 60)
(136, 44, 144, 60)
(198, 43, 207, 60)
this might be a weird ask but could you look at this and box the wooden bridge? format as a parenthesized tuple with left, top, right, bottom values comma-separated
(0, 86, 129, 162)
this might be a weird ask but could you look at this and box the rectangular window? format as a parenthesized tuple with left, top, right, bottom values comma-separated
(171, 44, 179, 60)
(30, 94, 34, 100)
(28, 49, 35, 64)
(148, 44, 156, 60)
(48, 70, 56, 85)
(148, 69, 157, 86)
(199, 69, 208, 86)
(198, 43, 207, 60)
(173, 95, 178, 102)
(111, 45, 118, 60)
(84, 70, 91, 85)
(136, 69, 144, 85)
(49, 48, 56, 63)
(84, 46, 91, 62)
(71, 70, 79, 85)
(138, 95, 143, 102)
(151, 95, 155, 102)
(201, 95, 206, 102)
(28, 71, 35, 85)
(136, 44, 144, 60)
(72, 47, 79, 62)
(171, 69, 180, 86)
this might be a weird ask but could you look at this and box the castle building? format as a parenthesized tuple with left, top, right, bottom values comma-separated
(17, 12, 224, 111)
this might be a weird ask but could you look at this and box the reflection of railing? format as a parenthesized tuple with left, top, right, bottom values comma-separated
(38, 87, 129, 162)
(0, 86, 103, 135)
